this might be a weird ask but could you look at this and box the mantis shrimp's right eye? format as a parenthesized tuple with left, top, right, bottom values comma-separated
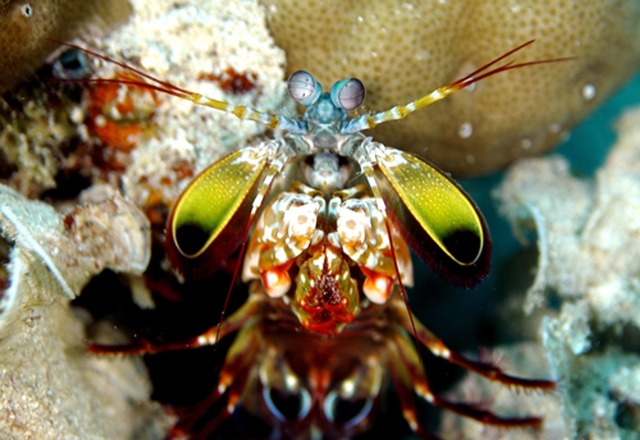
(288, 70, 321, 106)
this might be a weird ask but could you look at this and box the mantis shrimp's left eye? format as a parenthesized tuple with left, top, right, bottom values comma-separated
(330, 77, 365, 111)
(288, 70, 322, 106)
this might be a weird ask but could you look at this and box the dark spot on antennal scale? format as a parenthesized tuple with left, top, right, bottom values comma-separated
(174, 222, 210, 256)
(442, 229, 482, 264)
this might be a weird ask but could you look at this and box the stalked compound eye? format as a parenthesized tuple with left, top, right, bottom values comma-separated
(330, 77, 365, 111)
(288, 70, 321, 106)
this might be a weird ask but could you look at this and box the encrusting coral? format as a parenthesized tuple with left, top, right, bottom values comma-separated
(494, 105, 640, 438)
(261, 0, 640, 175)
(0, 183, 166, 439)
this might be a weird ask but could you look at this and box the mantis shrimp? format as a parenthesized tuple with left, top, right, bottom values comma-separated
(73, 40, 568, 438)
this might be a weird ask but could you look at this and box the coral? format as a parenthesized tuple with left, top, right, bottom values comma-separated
(494, 105, 640, 438)
(0, 77, 88, 197)
(0, 0, 132, 93)
(0, 183, 165, 438)
(0, 183, 150, 306)
(260, 0, 640, 175)
(496, 106, 640, 335)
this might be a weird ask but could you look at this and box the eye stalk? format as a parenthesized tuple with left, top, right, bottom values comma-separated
(330, 77, 365, 111)
(288, 70, 322, 106)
